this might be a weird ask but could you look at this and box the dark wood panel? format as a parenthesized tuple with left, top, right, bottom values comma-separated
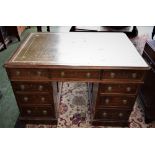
(99, 83, 139, 94)
(101, 70, 144, 81)
(49, 69, 100, 80)
(94, 108, 131, 120)
(19, 105, 55, 117)
(15, 92, 53, 105)
(8, 68, 49, 80)
(96, 95, 136, 108)
(12, 81, 52, 92)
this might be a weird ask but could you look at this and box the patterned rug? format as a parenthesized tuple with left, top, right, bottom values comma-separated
(27, 34, 153, 128)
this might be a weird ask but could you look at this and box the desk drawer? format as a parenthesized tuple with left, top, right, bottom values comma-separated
(20, 106, 55, 117)
(12, 82, 51, 92)
(97, 95, 135, 108)
(8, 68, 49, 80)
(101, 70, 144, 81)
(15, 93, 53, 105)
(94, 108, 131, 120)
(99, 84, 139, 94)
(50, 69, 100, 80)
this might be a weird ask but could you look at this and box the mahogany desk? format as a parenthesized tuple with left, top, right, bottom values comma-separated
(5, 32, 149, 127)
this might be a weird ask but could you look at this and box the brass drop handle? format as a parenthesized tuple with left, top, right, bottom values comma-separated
(24, 97, 28, 102)
(42, 110, 47, 115)
(132, 73, 137, 78)
(38, 85, 43, 91)
(102, 112, 107, 117)
(37, 71, 42, 76)
(105, 98, 110, 104)
(41, 97, 45, 102)
(20, 85, 25, 90)
(16, 71, 20, 76)
(118, 112, 123, 117)
(61, 71, 65, 77)
(108, 86, 112, 91)
(126, 87, 131, 92)
(27, 110, 32, 114)
(122, 99, 127, 105)
(110, 72, 115, 78)
(86, 72, 91, 78)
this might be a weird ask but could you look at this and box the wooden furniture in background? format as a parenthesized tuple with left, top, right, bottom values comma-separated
(0, 26, 12, 50)
(70, 26, 138, 37)
(5, 32, 148, 127)
(7, 26, 26, 41)
(0, 26, 26, 51)
(37, 26, 50, 32)
(139, 40, 155, 123)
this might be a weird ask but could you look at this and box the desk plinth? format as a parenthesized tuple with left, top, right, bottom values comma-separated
(5, 32, 148, 127)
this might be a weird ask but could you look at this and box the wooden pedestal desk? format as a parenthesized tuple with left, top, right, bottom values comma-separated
(5, 32, 149, 127)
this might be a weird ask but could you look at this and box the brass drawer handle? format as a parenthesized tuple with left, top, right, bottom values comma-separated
(20, 85, 25, 90)
(105, 98, 110, 104)
(37, 71, 42, 76)
(24, 97, 28, 102)
(41, 97, 45, 102)
(126, 87, 131, 92)
(132, 73, 137, 79)
(61, 71, 65, 77)
(102, 112, 107, 117)
(16, 71, 20, 76)
(86, 72, 91, 78)
(38, 85, 43, 91)
(107, 86, 112, 91)
(27, 110, 32, 114)
(110, 72, 115, 78)
(118, 112, 123, 117)
(42, 110, 47, 115)
(122, 99, 127, 105)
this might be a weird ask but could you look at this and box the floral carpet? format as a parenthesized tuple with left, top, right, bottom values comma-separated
(27, 34, 153, 128)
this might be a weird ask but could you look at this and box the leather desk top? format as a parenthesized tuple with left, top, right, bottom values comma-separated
(6, 32, 148, 69)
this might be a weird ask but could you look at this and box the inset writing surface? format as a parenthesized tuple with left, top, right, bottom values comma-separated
(11, 32, 148, 68)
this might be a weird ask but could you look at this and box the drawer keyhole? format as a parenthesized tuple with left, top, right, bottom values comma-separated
(16, 71, 20, 76)
(27, 110, 32, 114)
(42, 110, 47, 115)
(38, 85, 43, 91)
(86, 72, 91, 78)
(105, 98, 110, 104)
(20, 85, 25, 90)
(126, 87, 131, 92)
(122, 99, 127, 105)
(132, 73, 137, 78)
(102, 112, 107, 117)
(110, 72, 115, 78)
(61, 71, 65, 77)
(37, 71, 42, 76)
(108, 86, 112, 91)
(41, 97, 45, 102)
(118, 113, 123, 117)
(24, 97, 29, 102)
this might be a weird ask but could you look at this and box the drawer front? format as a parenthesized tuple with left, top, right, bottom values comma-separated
(8, 68, 49, 80)
(94, 108, 131, 120)
(12, 82, 51, 92)
(50, 69, 100, 80)
(99, 84, 139, 94)
(20, 106, 55, 117)
(101, 70, 144, 80)
(97, 96, 135, 108)
(15, 93, 53, 105)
